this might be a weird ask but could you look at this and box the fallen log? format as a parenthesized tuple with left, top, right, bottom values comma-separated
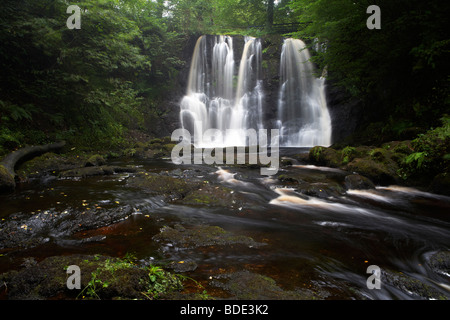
(0, 141, 66, 193)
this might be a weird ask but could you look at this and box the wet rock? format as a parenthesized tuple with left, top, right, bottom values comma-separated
(427, 251, 450, 278)
(59, 166, 137, 178)
(309, 146, 341, 168)
(0, 254, 183, 300)
(210, 270, 319, 300)
(127, 172, 202, 201)
(0, 164, 15, 193)
(84, 154, 106, 167)
(0, 206, 133, 250)
(297, 182, 344, 199)
(167, 260, 198, 273)
(429, 172, 450, 196)
(15, 152, 85, 180)
(381, 269, 448, 300)
(181, 184, 249, 208)
(344, 174, 376, 190)
(346, 158, 398, 185)
(153, 224, 263, 249)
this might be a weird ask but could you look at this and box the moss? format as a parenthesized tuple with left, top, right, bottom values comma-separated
(153, 224, 262, 249)
(381, 269, 448, 300)
(127, 173, 201, 200)
(308, 146, 341, 167)
(341, 146, 356, 164)
(211, 270, 320, 300)
(0, 254, 184, 300)
(346, 158, 398, 185)
(0, 164, 15, 193)
(150, 138, 163, 144)
(182, 184, 243, 207)
(85, 154, 106, 167)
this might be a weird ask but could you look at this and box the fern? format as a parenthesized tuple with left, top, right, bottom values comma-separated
(405, 152, 427, 169)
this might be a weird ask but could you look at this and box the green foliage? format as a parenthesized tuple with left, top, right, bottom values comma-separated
(341, 146, 356, 165)
(78, 256, 183, 300)
(0, 0, 187, 152)
(400, 115, 450, 178)
(290, 0, 450, 126)
(404, 152, 427, 169)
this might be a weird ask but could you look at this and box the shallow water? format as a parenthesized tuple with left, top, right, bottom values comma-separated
(1, 155, 449, 300)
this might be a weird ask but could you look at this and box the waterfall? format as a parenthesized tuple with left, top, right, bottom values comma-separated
(277, 38, 331, 147)
(180, 35, 264, 147)
(180, 35, 331, 148)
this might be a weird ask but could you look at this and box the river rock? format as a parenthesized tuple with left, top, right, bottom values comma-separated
(297, 181, 345, 199)
(59, 165, 137, 178)
(427, 251, 450, 278)
(153, 224, 263, 249)
(84, 154, 106, 167)
(210, 270, 321, 300)
(381, 269, 448, 300)
(127, 172, 201, 201)
(0, 206, 133, 250)
(181, 184, 249, 208)
(0, 254, 182, 300)
(0, 164, 15, 193)
(344, 174, 376, 190)
(429, 172, 450, 196)
(346, 158, 398, 185)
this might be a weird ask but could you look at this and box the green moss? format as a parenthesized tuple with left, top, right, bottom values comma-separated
(128, 173, 201, 199)
(85, 154, 106, 167)
(153, 224, 261, 249)
(0, 164, 15, 193)
(79, 257, 183, 300)
(150, 138, 163, 144)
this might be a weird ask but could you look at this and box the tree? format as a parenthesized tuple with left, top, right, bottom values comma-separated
(266, 0, 275, 30)
(0, 0, 184, 151)
(290, 0, 450, 126)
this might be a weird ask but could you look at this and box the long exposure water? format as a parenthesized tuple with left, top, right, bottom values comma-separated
(1, 152, 449, 300)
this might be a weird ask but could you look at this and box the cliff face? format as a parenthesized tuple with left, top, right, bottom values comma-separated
(261, 34, 283, 131)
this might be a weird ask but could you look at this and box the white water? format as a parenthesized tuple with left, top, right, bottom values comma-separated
(180, 36, 264, 147)
(277, 38, 332, 147)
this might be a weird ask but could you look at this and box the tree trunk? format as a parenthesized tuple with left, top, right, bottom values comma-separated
(266, 0, 275, 31)
(0, 141, 66, 193)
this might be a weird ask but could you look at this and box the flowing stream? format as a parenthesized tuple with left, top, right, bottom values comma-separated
(1, 154, 449, 300)
(0, 36, 448, 300)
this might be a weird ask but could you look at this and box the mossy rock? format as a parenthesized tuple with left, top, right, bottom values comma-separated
(346, 158, 398, 185)
(427, 251, 450, 277)
(0, 254, 183, 300)
(60, 166, 113, 178)
(84, 154, 106, 167)
(153, 224, 262, 249)
(150, 138, 163, 144)
(308, 147, 341, 167)
(381, 269, 448, 300)
(127, 173, 201, 200)
(382, 141, 414, 155)
(0, 164, 15, 193)
(15, 152, 88, 180)
(211, 270, 320, 300)
(344, 174, 376, 190)
(429, 172, 450, 196)
(297, 181, 345, 199)
(181, 184, 247, 208)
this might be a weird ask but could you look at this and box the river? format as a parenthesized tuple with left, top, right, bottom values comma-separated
(0, 150, 449, 300)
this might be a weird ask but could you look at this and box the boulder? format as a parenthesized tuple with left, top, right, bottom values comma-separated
(344, 174, 376, 190)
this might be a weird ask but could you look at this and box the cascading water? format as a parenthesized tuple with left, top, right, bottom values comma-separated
(180, 35, 264, 147)
(277, 38, 332, 147)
